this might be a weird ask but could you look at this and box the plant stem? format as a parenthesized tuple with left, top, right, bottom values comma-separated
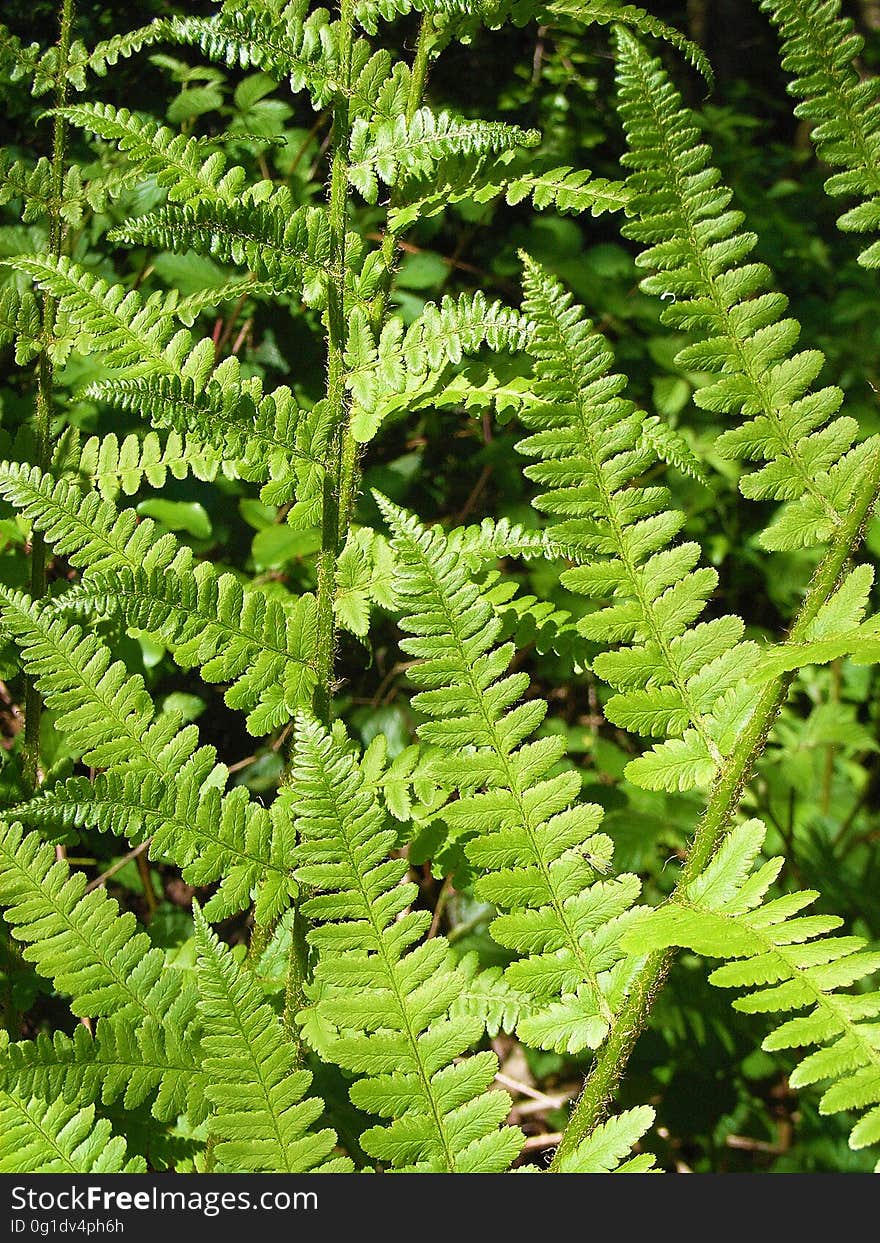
(551, 437, 880, 1166)
(312, 0, 357, 726)
(284, 9, 438, 1040)
(23, 0, 75, 788)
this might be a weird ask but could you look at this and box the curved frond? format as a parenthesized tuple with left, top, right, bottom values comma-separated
(762, 0, 880, 267)
(516, 258, 759, 791)
(622, 820, 880, 1164)
(614, 29, 878, 551)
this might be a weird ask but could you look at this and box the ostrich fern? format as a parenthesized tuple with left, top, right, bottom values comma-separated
(0, 0, 878, 1177)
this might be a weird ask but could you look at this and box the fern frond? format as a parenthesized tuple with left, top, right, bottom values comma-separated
(516, 258, 759, 792)
(0, 1014, 206, 1125)
(379, 497, 644, 1053)
(291, 714, 524, 1171)
(58, 103, 248, 205)
(551, 1104, 657, 1173)
(0, 1084, 144, 1173)
(0, 285, 41, 364)
(170, 1, 338, 111)
(0, 461, 319, 731)
(348, 107, 540, 205)
(762, 0, 880, 268)
(614, 29, 878, 552)
(193, 907, 351, 1173)
(0, 587, 291, 916)
(4, 254, 174, 373)
(390, 161, 630, 232)
(347, 292, 534, 438)
(622, 820, 880, 1161)
(76, 430, 226, 501)
(111, 200, 336, 307)
(0, 820, 205, 1125)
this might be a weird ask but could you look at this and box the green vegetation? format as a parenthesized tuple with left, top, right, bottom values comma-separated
(0, 0, 879, 1174)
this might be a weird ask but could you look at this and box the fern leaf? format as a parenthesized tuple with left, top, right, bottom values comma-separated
(291, 714, 524, 1171)
(111, 200, 336, 307)
(621, 820, 880, 1160)
(0, 1085, 144, 1173)
(515, 257, 760, 791)
(380, 497, 644, 1052)
(193, 907, 350, 1173)
(0, 587, 290, 916)
(614, 29, 879, 551)
(0, 1014, 206, 1126)
(58, 102, 248, 205)
(348, 107, 540, 204)
(170, 2, 338, 111)
(552, 1104, 657, 1173)
(762, 0, 880, 268)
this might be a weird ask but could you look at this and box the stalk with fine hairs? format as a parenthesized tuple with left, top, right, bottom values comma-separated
(23, 0, 75, 788)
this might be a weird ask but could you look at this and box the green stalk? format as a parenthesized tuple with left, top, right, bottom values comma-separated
(284, 8, 439, 1037)
(312, 0, 357, 726)
(551, 437, 880, 1166)
(335, 16, 438, 539)
(23, 0, 75, 789)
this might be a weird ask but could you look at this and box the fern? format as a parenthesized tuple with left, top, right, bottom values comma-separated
(515, 257, 759, 792)
(621, 820, 880, 1165)
(0, 1082, 144, 1173)
(762, 0, 880, 268)
(380, 497, 645, 1054)
(291, 714, 524, 1171)
(193, 907, 351, 1173)
(614, 28, 879, 552)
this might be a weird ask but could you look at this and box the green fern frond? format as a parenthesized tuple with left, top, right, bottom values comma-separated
(111, 200, 337, 307)
(379, 497, 644, 1053)
(291, 714, 524, 1171)
(614, 29, 878, 552)
(4, 254, 175, 373)
(621, 820, 880, 1161)
(0, 819, 205, 1126)
(516, 257, 759, 792)
(761, 0, 880, 268)
(390, 161, 630, 232)
(193, 906, 351, 1173)
(348, 107, 540, 205)
(0, 586, 292, 915)
(57, 102, 248, 205)
(75, 430, 227, 502)
(0, 1012, 206, 1126)
(0, 285, 41, 364)
(347, 292, 534, 439)
(551, 1104, 657, 1173)
(0, 461, 319, 730)
(0, 1085, 144, 1173)
(170, 1, 338, 111)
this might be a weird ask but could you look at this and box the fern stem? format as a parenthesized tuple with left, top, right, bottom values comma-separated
(552, 436, 880, 1166)
(285, 0, 358, 1041)
(312, 0, 357, 726)
(23, 0, 75, 787)
(336, 16, 438, 538)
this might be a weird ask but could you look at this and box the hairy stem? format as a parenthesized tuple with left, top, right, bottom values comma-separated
(285, 10, 438, 1040)
(312, 0, 357, 726)
(334, 16, 438, 542)
(552, 437, 880, 1166)
(23, 0, 75, 788)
